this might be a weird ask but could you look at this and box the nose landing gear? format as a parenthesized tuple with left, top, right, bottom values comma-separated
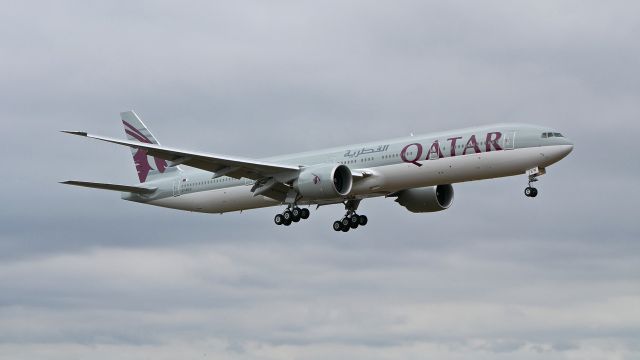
(524, 167, 545, 198)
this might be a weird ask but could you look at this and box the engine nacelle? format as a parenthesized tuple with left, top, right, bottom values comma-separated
(294, 164, 353, 200)
(395, 184, 454, 213)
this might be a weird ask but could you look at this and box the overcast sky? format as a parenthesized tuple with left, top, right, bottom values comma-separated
(1, 1, 639, 359)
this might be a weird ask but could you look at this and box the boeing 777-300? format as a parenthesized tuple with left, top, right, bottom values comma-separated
(62, 111, 573, 232)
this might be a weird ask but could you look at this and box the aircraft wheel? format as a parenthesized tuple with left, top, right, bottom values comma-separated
(333, 221, 342, 231)
(283, 218, 292, 226)
(291, 207, 301, 218)
(300, 208, 310, 219)
(349, 215, 359, 229)
(341, 225, 350, 232)
(274, 214, 284, 225)
(358, 215, 368, 226)
(340, 217, 350, 227)
(524, 187, 533, 197)
(283, 210, 293, 221)
(530, 188, 538, 197)
(292, 213, 301, 222)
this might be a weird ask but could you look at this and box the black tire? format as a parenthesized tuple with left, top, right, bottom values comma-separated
(292, 214, 301, 222)
(341, 225, 350, 232)
(530, 188, 538, 197)
(283, 218, 292, 226)
(300, 208, 310, 219)
(283, 210, 293, 221)
(333, 221, 342, 231)
(359, 215, 368, 226)
(341, 217, 350, 227)
(524, 187, 532, 197)
(274, 214, 284, 225)
(350, 215, 359, 229)
(291, 207, 301, 218)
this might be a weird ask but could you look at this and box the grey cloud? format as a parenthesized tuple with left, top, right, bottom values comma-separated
(1, 0, 639, 359)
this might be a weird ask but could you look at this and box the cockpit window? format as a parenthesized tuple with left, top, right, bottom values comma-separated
(542, 132, 564, 138)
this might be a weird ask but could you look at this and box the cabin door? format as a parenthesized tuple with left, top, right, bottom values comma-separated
(503, 131, 516, 150)
(173, 180, 182, 197)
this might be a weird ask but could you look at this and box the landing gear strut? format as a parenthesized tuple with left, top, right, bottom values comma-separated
(524, 167, 544, 198)
(333, 200, 368, 232)
(274, 205, 310, 226)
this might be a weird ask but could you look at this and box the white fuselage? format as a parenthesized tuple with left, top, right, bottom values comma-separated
(128, 123, 573, 214)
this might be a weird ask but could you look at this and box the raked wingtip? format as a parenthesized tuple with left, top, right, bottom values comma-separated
(60, 130, 88, 136)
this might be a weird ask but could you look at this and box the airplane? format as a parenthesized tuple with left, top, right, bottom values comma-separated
(62, 111, 573, 232)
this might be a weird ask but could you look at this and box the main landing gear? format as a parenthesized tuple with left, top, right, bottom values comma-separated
(332, 199, 368, 232)
(332, 212, 368, 232)
(274, 206, 310, 226)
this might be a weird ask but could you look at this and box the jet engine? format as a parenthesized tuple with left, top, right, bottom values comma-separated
(395, 184, 454, 213)
(294, 164, 353, 200)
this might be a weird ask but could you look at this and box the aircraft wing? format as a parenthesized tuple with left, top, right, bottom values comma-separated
(61, 180, 157, 194)
(62, 131, 301, 183)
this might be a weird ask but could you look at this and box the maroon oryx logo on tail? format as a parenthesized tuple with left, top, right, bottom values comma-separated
(123, 120, 167, 182)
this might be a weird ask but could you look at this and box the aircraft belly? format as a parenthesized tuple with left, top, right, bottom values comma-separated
(149, 186, 278, 213)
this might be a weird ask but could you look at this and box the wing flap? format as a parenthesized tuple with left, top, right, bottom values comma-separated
(61, 180, 157, 194)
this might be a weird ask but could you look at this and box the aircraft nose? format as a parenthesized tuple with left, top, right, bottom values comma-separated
(559, 141, 573, 158)
(546, 142, 573, 163)
(563, 136, 574, 149)
(564, 144, 574, 155)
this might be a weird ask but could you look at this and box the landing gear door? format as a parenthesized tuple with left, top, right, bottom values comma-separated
(504, 131, 516, 150)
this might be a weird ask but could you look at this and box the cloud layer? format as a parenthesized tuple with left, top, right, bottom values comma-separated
(1, 1, 639, 359)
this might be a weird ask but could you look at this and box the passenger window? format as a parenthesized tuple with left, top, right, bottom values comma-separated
(554, 132, 562, 137)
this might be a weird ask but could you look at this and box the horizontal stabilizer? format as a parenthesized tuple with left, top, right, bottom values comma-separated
(60, 180, 157, 194)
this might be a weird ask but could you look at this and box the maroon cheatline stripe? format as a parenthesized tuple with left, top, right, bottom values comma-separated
(125, 129, 151, 144)
(122, 120, 150, 141)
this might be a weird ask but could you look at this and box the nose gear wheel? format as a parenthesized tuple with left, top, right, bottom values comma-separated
(524, 172, 540, 198)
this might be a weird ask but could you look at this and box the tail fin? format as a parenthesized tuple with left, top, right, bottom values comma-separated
(121, 110, 180, 183)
